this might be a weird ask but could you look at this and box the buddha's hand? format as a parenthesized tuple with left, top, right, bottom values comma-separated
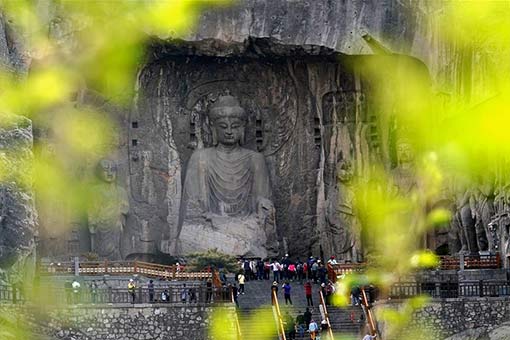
(257, 197, 275, 223)
(202, 212, 215, 222)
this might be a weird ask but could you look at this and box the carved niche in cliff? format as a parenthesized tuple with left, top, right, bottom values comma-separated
(128, 48, 303, 258)
(125, 39, 431, 258)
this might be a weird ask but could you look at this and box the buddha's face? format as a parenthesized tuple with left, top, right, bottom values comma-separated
(98, 159, 117, 183)
(397, 142, 414, 165)
(337, 160, 353, 183)
(213, 116, 245, 146)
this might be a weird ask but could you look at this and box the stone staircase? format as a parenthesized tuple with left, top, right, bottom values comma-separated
(235, 278, 363, 339)
(328, 306, 365, 336)
(236, 308, 279, 340)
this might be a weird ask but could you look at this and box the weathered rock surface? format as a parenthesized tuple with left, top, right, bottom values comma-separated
(488, 322, 510, 340)
(445, 328, 489, 340)
(0, 12, 28, 74)
(0, 13, 36, 282)
(0, 115, 37, 282)
(180, 0, 425, 57)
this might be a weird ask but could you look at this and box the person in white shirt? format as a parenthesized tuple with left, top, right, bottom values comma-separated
(238, 273, 246, 294)
(71, 279, 81, 304)
(271, 261, 280, 282)
(308, 319, 319, 340)
(327, 256, 338, 265)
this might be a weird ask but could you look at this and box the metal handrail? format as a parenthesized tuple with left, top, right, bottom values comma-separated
(39, 260, 212, 280)
(230, 288, 243, 340)
(319, 290, 335, 340)
(272, 290, 287, 340)
(0, 285, 231, 305)
(328, 254, 502, 281)
(361, 287, 378, 339)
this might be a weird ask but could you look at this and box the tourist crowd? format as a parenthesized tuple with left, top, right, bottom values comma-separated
(235, 254, 337, 284)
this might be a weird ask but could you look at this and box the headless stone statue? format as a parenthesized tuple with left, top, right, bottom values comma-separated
(175, 94, 278, 257)
(472, 182, 494, 252)
(88, 159, 129, 260)
(492, 184, 510, 266)
(455, 188, 479, 255)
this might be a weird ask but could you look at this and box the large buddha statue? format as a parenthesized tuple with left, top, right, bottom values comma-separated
(174, 94, 278, 257)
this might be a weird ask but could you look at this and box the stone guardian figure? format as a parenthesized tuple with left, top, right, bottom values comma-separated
(88, 159, 129, 260)
(174, 94, 278, 257)
(325, 159, 361, 262)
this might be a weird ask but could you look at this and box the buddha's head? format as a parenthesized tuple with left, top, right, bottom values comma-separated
(96, 158, 117, 183)
(396, 137, 414, 166)
(336, 158, 353, 183)
(209, 94, 247, 146)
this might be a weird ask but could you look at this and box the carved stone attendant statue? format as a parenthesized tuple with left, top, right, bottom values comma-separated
(326, 159, 361, 262)
(88, 159, 129, 260)
(175, 94, 278, 257)
(392, 138, 417, 196)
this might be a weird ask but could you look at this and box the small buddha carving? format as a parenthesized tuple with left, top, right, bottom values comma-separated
(88, 159, 129, 260)
(174, 94, 278, 257)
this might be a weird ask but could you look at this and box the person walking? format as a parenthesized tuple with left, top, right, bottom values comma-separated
(288, 263, 296, 281)
(161, 289, 169, 302)
(305, 280, 313, 306)
(72, 279, 81, 304)
(296, 311, 306, 338)
(271, 260, 280, 282)
(243, 259, 252, 281)
(90, 280, 98, 304)
(325, 281, 335, 305)
(311, 261, 319, 284)
(230, 283, 239, 307)
(303, 308, 312, 328)
(296, 259, 304, 283)
(362, 333, 377, 340)
(148, 279, 155, 303)
(257, 259, 264, 280)
(308, 319, 319, 340)
(127, 279, 136, 304)
(284, 311, 296, 340)
(181, 284, 188, 303)
(188, 286, 197, 303)
(238, 272, 246, 294)
(206, 279, 213, 303)
(283, 281, 292, 305)
(351, 286, 361, 306)
(65, 280, 72, 304)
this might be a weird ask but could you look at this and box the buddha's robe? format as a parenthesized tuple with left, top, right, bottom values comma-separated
(88, 183, 129, 259)
(177, 147, 276, 257)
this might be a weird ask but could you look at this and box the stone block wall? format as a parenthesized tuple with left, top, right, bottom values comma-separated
(0, 303, 232, 340)
(379, 297, 510, 339)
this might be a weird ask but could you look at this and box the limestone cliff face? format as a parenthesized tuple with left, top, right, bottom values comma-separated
(19, 0, 506, 259)
(182, 0, 422, 56)
(0, 15, 36, 281)
(33, 0, 437, 259)
(0, 115, 37, 282)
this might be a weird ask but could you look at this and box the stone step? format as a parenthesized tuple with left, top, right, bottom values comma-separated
(235, 278, 364, 338)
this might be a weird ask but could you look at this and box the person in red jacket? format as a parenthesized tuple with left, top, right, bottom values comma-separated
(304, 280, 313, 306)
